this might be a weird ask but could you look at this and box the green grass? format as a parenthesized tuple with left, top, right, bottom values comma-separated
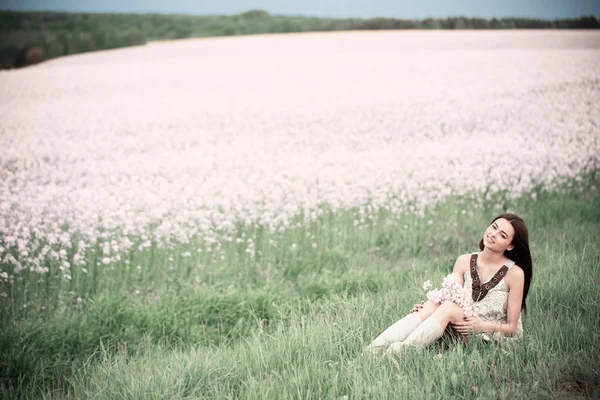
(1, 172, 599, 399)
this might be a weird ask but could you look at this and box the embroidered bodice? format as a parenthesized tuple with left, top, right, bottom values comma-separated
(463, 252, 523, 340)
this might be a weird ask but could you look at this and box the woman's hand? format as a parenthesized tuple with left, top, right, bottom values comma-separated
(409, 301, 425, 314)
(451, 316, 484, 336)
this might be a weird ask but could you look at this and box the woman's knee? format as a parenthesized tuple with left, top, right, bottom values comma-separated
(413, 300, 440, 320)
(434, 301, 465, 323)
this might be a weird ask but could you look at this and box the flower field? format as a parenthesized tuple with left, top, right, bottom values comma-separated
(1, 30, 599, 399)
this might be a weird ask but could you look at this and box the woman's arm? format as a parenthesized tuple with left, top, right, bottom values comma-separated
(476, 265, 525, 336)
(451, 254, 470, 286)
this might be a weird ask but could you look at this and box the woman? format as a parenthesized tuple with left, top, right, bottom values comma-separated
(367, 213, 532, 354)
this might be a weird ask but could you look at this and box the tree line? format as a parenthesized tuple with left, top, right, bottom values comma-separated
(1, 9, 598, 68)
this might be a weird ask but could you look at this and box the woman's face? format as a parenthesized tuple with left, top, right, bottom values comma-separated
(483, 218, 515, 252)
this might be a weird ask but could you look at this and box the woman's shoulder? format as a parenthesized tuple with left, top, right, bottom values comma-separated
(452, 253, 473, 274)
(505, 263, 525, 287)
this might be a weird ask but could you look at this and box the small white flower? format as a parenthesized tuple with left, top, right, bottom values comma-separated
(291, 243, 297, 250)
(0, 292, 7, 298)
(76, 297, 83, 304)
(135, 290, 140, 295)
(81, 268, 88, 274)
(64, 274, 72, 280)
(102, 257, 110, 265)
(0, 272, 8, 280)
(422, 280, 432, 290)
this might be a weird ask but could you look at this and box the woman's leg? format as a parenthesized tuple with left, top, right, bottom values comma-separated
(387, 301, 465, 353)
(411, 300, 441, 322)
(428, 300, 467, 328)
(367, 300, 441, 353)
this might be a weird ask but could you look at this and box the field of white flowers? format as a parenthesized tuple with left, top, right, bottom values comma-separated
(1, 30, 598, 283)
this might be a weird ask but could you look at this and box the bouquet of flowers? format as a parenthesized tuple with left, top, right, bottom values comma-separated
(425, 272, 476, 318)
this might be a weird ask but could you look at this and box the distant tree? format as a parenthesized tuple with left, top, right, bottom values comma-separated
(454, 17, 470, 29)
(122, 28, 145, 44)
(269, 19, 302, 33)
(571, 15, 600, 28)
(421, 18, 442, 29)
(470, 18, 489, 29)
(56, 30, 71, 53)
(238, 10, 271, 20)
(13, 47, 42, 67)
(500, 20, 517, 29)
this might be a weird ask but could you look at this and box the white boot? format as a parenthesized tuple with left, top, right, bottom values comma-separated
(386, 316, 444, 354)
(366, 314, 422, 354)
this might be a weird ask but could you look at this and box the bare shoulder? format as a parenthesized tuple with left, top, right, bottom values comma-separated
(505, 264, 525, 288)
(452, 253, 472, 275)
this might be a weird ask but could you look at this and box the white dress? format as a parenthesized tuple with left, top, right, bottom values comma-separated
(463, 252, 523, 341)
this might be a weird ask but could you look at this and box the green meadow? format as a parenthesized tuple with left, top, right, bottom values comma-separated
(1, 171, 599, 399)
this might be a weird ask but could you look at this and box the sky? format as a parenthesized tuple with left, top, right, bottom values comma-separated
(1, 0, 600, 19)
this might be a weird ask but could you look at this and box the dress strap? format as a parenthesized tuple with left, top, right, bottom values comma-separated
(469, 253, 509, 302)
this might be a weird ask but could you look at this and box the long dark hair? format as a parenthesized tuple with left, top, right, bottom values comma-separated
(478, 213, 532, 314)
